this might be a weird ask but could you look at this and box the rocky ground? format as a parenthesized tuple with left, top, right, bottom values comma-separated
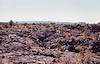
(0, 22, 100, 64)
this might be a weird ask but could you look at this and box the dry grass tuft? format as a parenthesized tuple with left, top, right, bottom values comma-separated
(75, 45, 92, 64)
(60, 45, 92, 64)
(0, 59, 9, 64)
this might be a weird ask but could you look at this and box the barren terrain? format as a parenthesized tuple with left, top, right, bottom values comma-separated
(0, 22, 100, 64)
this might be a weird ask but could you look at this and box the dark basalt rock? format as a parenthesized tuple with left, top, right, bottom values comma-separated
(91, 24, 100, 33)
(92, 41, 100, 53)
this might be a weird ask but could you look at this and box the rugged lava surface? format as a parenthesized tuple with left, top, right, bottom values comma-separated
(0, 23, 100, 64)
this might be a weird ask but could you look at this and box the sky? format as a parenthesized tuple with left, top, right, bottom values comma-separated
(0, 0, 100, 24)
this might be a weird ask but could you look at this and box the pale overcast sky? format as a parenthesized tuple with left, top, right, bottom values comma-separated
(0, 0, 100, 23)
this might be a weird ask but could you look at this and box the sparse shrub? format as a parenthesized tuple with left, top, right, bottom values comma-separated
(84, 24, 91, 38)
(60, 45, 92, 64)
(23, 23, 28, 26)
(9, 20, 14, 27)
(32, 23, 36, 25)
(75, 45, 92, 64)
(61, 55, 71, 64)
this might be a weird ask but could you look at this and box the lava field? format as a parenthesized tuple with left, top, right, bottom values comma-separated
(0, 22, 100, 64)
